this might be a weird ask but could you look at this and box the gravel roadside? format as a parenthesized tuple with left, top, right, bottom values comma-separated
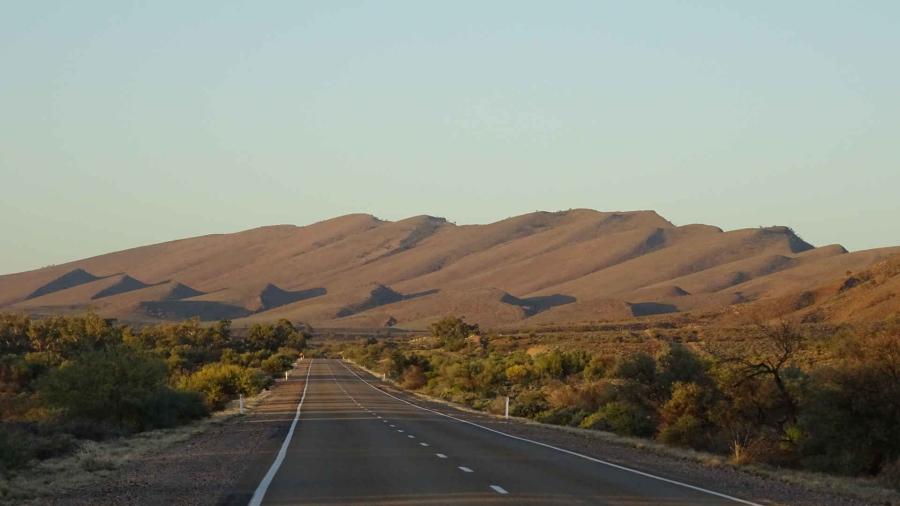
(30, 370, 307, 506)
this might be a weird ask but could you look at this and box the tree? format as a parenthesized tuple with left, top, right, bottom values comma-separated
(429, 316, 479, 349)
(710, 321, 806, 433)
(798, 323, 900, 475)
(27, 313, 121, 360)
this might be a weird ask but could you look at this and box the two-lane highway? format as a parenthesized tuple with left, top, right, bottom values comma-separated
(243, 359, 760, 505)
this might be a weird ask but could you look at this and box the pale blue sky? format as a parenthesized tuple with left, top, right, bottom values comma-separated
(1, 1, 898, 274)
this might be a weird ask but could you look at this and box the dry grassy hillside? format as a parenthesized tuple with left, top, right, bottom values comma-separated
(1, 209, 897, 328)
(716, 252, 900, 324)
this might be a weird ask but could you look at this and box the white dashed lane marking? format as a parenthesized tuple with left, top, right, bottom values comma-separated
(490, 485, 509, 495)
(435, 453, 447, 459)
(458, 466, 474, 473)
(419, 442, 429, 447)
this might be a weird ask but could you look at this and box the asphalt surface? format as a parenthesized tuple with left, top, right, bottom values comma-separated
(239, 359, 760, 506)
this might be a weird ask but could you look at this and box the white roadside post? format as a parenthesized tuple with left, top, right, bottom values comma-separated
(382, 372, 386, 381)
(239, 394, 245, 415)
(284, 371, 290, 381)
(505, 396, 510, 420)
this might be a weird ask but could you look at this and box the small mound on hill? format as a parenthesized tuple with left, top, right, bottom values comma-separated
(337, 284, 429, 318)
(164, 282, 206, 300)
(501, 293, 576, 316)
(259, 284, 326, 311)
(91, 275, 149, 299)
(27, 269, 99, 299)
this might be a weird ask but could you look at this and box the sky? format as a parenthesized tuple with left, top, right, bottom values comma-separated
(1, 1, 899, 274)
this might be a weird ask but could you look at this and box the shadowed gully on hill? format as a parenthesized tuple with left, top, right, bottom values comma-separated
(1, 209, 898, 328)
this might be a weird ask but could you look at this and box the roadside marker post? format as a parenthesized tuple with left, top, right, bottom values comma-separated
(505, 396, 510, 420)
(239, 394, 245, 415)
(285, 371, 290, 381)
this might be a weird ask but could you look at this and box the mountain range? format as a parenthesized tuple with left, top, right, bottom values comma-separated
(1, 209, 898, 328)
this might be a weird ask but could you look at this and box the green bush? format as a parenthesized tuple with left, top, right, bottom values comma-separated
(429, 316, 479, 350)
(510, 389, 548, 417)
(38, 346, 205, 432)
(179, 363, 270, 410)
(657, 382, 718, 449)
(582, 401, 656, 437)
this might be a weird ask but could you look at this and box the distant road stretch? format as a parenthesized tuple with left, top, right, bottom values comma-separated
(243, 359, 760, 506)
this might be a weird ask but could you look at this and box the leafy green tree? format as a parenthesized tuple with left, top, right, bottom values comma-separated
(27, 313, 121, 361)
(429, 316, 479, 349)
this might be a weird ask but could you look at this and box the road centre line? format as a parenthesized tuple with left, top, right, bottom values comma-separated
(339, 360, 762, 506)
(490, 485, 509, 495)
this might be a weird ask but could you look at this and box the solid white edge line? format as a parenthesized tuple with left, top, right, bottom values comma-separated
(339, 360, 762, 506)
(490, 485, 509, 495)
(248, 359, 314, 506)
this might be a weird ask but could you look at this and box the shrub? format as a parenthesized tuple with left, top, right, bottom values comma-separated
(535, 406, 587, 427)
(657, 382, 717, 450)
(510, 389, 547, 417)
(38, 346, 204, 432)
(582, 401, 656, 437)
(505, 364, 531, 385)
(609, 352, 656, 385)
(401, 365, 427, 389)
(179, 363, 270, 410)
(261, 348, 300, 376)
(0, 424, 77, 471)
(429, 316, 479, 350)
(534, 350, 588, 380)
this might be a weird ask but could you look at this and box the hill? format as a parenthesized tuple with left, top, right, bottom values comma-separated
(1, 209, 897, 328)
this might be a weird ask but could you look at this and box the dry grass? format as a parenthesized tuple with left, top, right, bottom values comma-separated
(0, 390, 271, 504)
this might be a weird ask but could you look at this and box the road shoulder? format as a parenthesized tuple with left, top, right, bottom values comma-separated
(8, 368, 307, 506)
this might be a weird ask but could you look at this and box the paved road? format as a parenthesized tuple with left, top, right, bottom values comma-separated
(243, 359, 759, 506)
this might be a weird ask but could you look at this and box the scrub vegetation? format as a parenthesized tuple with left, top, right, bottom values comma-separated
(338, 315, 900, 490)
(0, 312, 308, 476)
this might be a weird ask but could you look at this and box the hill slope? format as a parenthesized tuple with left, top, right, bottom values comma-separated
(1, 209, 897, 328)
